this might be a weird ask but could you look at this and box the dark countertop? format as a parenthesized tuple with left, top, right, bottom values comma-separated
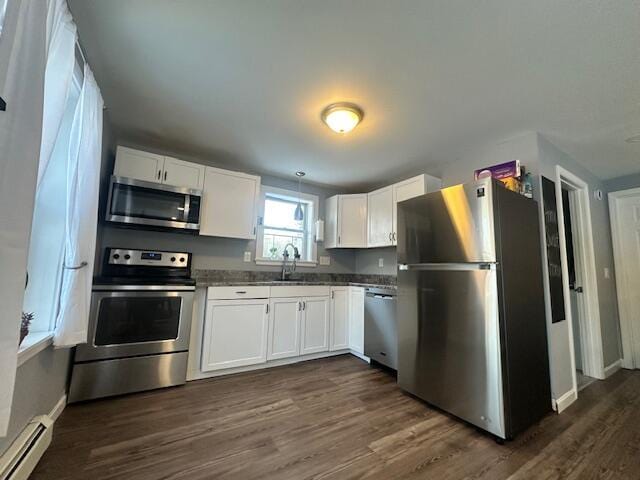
(194, 270, 397, 290)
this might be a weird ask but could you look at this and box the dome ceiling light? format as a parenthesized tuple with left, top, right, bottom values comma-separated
(321, 103, 364, 134)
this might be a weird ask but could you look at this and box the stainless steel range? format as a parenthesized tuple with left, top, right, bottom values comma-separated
(68, 248, 195, 403)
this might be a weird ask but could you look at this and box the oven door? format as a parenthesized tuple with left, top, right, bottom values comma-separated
(106, 176, 201, 231)
(75, 286, 194, 362)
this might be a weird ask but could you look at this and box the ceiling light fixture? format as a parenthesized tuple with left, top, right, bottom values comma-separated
(294, 171, 305, 221)
(321, 102, 363, 134)
(625, 134, 640, 143)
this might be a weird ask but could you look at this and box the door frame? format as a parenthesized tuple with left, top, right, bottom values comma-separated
(555, 166, 605, 384)
(608, 187, 640, 369)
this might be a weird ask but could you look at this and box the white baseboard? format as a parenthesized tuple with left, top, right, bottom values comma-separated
(48, 394, 67, 422)
(553, 388, 577, 413)
(603, 359, 622, 378)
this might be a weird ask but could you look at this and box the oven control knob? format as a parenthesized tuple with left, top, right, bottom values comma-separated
(179, 257, 185, 262)
(171, 257, 176, 262)
(124, 254, 131, 260)
(113, 253, 120, 260)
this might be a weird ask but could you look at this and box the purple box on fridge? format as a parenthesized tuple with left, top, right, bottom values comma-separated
(474, 160, 521, 180)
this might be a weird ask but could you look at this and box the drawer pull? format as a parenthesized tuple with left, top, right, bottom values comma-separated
(236, 291, 247, 294)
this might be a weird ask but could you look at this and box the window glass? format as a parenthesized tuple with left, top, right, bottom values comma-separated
(256, 189, 317, 263)
(22, 76, 81, 333)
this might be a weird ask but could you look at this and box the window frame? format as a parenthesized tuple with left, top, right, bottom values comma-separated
(255, 185, 319, 267)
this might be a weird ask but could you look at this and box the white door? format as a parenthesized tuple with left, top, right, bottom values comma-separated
(338, 194, 367, 248)
(162, 156, 205, 190)
(200, 167, 260, 239)
(202, 299, 268, 371)
(324, 195, 339, 248)
(267, 298, 301, 360)
(300, 297, 330, 355)
(330, 288, 349, 351)
(367, 186, 393, 247)
(114, 146, 164, 183)
(392, 174, 427, 244)
(611, 191, 640, 369)
(348, 287, 365, 354)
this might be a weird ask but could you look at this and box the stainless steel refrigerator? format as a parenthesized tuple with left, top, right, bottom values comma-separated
(396, 177, 551, 440)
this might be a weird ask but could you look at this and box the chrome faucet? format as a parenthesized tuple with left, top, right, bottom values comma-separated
(281, 243, 300, 281)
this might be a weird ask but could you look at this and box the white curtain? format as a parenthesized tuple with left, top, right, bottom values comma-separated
(54, 65, 103, 348)
(36, 0, 76, 189)
(0, 0, 48, 436)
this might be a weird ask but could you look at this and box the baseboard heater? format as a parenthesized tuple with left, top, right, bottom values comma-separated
(0, 415, 53, 480)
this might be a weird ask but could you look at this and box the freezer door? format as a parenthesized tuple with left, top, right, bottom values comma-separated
(397, 265, 505, 438)
(397, 178, 496, 264)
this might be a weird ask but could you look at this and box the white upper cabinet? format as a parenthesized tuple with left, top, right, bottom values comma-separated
(392, 174, 441, 245)
(162, 156, 205, 190)
(324, 195, 339, 249)
(330, 287, 350, 351)
(200, 166, 260, 240)
(367, 186, 394, 247)
(114, 146, 205, 190)
(338, 194, 368, 247)
(114, 146, 165, 183)
(325, 174, 440, 250)
(325, 194, 368, 249)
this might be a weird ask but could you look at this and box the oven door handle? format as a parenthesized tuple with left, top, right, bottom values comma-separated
(92, 284, 196, 292)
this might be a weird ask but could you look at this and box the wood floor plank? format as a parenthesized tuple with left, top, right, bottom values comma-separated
(30, 355, 640, 480)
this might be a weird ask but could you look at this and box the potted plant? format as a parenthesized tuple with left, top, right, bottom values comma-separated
(20, 312, 34, 346)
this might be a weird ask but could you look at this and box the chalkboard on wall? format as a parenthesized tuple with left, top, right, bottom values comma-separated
(541, 176, 565, 323)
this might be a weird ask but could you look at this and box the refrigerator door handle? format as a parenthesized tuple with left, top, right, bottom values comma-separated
(398, 262, 498, 271)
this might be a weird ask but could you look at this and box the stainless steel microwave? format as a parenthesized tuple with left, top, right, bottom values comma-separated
(106, 176, 202, 231)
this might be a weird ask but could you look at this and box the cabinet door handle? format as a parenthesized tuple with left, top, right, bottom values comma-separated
(164, 171, 168, 182)
(297, 302, 302, 311)
(266, 303, 269, 314)
(331, 291, 334, 299)
(389, 232, 392, 242)
(303, 301, 306, 310)
(338, 235, 341, 245)
(157, 169, 161, 180)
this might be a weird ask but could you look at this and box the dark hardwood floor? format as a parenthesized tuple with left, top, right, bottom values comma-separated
(32, 355, 640, 480)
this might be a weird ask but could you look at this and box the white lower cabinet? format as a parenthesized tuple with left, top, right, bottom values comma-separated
(267, 297, 302, 360)
(330, 287, 350, 351)
(200, 285, 364, 377)
(202, 299, 269, 371)
(300, 297, 330, 355)
(348, 287, 365, 354)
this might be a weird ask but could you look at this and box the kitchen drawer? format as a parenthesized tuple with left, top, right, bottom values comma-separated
(207, 286, 270, 300)
(269, 285, 331, 298)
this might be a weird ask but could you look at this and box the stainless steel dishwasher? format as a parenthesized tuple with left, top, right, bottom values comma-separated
(364, 287, 398, 370)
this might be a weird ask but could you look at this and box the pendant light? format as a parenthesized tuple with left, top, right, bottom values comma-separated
(294, 171, 305, 221)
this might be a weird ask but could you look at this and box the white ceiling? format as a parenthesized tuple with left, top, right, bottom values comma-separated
(68, 0, 640, 189)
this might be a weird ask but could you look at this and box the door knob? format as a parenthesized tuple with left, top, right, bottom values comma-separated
(575, 286, 584, 293)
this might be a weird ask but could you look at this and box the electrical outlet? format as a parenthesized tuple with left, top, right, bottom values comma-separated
(243, 251, 252, 262)
(319, 256, 331, 266)
(604, 267, 610, 279)
(378, 258, 384, 268)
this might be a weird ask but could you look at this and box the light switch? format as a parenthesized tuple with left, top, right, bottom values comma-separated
(243, 251, 252, 262)
(604, 267, 610, 279)
(319, 256, 331, 266)
(378, 258, 384, 268)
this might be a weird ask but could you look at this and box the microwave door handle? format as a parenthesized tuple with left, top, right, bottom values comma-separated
(183, 194, 191, 222)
